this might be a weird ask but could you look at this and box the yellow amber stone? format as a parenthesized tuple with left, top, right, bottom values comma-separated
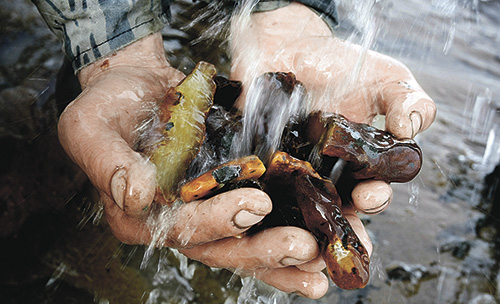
(150, 62, 217, 204)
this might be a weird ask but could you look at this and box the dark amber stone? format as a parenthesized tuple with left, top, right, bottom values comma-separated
(264, 152, 370, 290)
(308, 112, 422, 183)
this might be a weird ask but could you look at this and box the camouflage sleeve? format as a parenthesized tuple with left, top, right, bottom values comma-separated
(255, 0, 338, 30)
(32, 0, 167, 72)
(193, 0, 338, 30)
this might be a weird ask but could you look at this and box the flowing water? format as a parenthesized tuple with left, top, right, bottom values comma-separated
(1, 0, 500, 303)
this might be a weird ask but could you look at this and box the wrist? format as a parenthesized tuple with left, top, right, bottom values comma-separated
(250, 2, 332, 39)
(78, 32, 171, 88)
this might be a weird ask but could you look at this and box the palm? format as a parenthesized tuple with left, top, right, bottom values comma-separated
(230, 4, 435, 139)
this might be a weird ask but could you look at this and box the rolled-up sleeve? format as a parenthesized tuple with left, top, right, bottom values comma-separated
(32, 0, 166, 72)
(255, 0, 338, 30)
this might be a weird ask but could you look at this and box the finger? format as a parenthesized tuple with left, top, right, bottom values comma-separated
(295, 255, 326, 273)
(101, 193, 153, 244)
(384, 89, 437, 139)
(102, 183, 272, 247)
(351, 180, 393, 215)
(373, 58, 437, 138)
(167, 188, 272, 248)
(102, 188, 272, 246)
(253, 267, 329, 299)
(180, 226, 319, 270)
(342, 205, 373, 257)
(58, 101, 157, 217)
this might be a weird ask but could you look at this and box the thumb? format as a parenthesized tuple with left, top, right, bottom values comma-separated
(166, 188, 273, 248)
(102, 188, 272, 246)
(376, 69, 437, 139)
(58, 99, 157, 217)
(384, 89, 436, 139)
(109, 152, 157, 217)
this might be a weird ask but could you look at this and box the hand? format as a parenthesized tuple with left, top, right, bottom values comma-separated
(229, 2, 436, 297)
(58, 33, 328, 298)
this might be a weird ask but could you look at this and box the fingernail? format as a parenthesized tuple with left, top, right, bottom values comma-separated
(363, 198, 391, 215)
(409, 112, 422, 138)
(352, 180, 392, 214)
(233, 210, 265, 229)
(280, 257, 304, 267)
(110, 168, 127, 209)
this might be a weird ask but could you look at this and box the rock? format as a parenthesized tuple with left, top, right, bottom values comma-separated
(469, 294, 497, 304)
(386, 261, 439, 284)
(440, 239, 471, 259)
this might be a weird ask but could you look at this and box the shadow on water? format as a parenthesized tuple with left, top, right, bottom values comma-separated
(1, 0, 500, 303)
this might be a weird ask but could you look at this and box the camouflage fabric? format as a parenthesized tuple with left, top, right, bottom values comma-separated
(32, 0, 337, 72)
(254, 0, 338, 30)
(32, 0, 165, 72)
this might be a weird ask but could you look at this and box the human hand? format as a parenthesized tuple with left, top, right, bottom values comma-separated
(229, 2, 436, 296)
(58, 32, 329, 298)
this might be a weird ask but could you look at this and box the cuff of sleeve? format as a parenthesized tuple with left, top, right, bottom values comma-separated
(70, 17, 165, 72)
(34, 0, 166, 73)
(253, 0, 338, 31)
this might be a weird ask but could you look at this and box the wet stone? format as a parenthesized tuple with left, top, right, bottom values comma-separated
(440, 239, 472, 259)
(385, 261, 443, 297)
(386, 261, 440, 286)
(477, 163, 500, 233)
(469, 294, 498, 304)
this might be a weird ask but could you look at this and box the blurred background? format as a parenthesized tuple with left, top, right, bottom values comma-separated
(1, 0, 499, 303)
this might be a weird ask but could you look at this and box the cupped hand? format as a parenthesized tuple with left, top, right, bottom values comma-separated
(58, 32, 329, 299)
(58, 33, 185, 217)
(229, 2, 436, 296)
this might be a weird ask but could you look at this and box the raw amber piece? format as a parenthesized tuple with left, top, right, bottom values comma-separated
(213, 76, 242, 110)
(180, 155, 266, 202)
(308, 112, 422, 183)
(185, 104, 243, 179)
(265, 152, 370, 289)
(150, 62, 217, 204)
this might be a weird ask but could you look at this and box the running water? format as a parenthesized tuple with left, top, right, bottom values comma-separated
(231, 72, 308, 162)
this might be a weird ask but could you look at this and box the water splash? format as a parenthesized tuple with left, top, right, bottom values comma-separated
(432, 0, 458, 54)
(465, 88, 494, 141)
(408, 181, 420, 209)
(141, 202, 182, 269)
(481, 128, 500, 174)
(145, 249, 195, 304)
(182, 0, 232, 46)
(45, 262, 67, 288)
(237, 277, 290, 304)
(231, 73, 308, 161)
(171, 248, 197, 280)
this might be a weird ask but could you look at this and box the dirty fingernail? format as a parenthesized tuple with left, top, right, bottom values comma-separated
(410, 112, 422, 138)
(280, 257, 305, 267)
(363, 198, 391, 215)
(110, 168, 127, 209)
(233, 210, 265, 229)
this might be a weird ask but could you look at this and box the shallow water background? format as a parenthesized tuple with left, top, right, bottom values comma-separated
(1, 0, 499, 303)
